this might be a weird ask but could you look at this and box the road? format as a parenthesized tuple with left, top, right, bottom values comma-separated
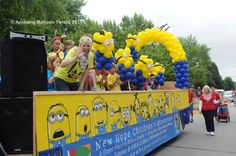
(147, 103, 236, 156)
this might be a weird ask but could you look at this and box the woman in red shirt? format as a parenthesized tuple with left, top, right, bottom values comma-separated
(199, 85, 218, 136)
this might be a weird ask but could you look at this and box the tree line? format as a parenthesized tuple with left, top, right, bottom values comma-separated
(0, 0, 234, 90)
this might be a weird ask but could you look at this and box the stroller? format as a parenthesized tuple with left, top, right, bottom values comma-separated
(217, 101, 230, 123)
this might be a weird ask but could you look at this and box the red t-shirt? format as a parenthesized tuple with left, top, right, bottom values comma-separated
(199, 94, 216, 111)
(188, 90, 195, 103)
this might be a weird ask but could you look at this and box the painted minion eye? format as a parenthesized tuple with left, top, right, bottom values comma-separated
(104, 40, 110, 46)
(48, 113, 56, 124)
(110, 108, 114, 117)
(126, 110, 130, 117)
(135, 100, 139, 106)
(172, 97, 175, 101)
(99, 103, 104, 110)
(122, 111, 126, 118)
(80, 109, 85, 116)
(94, 103, 99, 111)
(56, 111, 64, 122)
(84, 109, 89, 116)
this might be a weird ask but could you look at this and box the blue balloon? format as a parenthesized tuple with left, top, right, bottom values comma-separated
(181, 77, 186, 83)
(137, 75, 146, 82)
(176, 78, 181, 83)
(108, 57, 114, 63)
(176, 73, 182, 79)
(121, 67, 128, 74)
(179, 60, 184, 65)
(118, 64, 124, 70)
(129, 67, 135, 73)
(126, 72, 133, 79)
(183, 64, 188, 69)
(120, 74, 126, 81)
(98, 56, 107, 64)
(138, 82, 144, 87)
(180, 68, 186, 74)
(159, 79, 164, 84)
(96, 63, 103, 70)
(130, 46, 135, 51)
(173, 62, 178, 66)
(175, 65, 181, 70)
(95, 51, 103, 58)
(177, 83, 183, 88)
(183, 73, 189, 78)
(136, 70, 142, 76)
(104, 63, 112, 70)
(183, 82, 189, 87)
(159, 72, 163, 76)
(131, 79, 138, 85)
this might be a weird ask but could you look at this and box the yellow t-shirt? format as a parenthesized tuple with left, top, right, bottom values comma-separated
(107, 73, 121, 91)
(48, 51, 64, 60)
(55, 47, 94, 83)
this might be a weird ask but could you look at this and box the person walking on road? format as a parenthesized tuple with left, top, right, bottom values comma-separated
(188, 88, 196, 123)
(199, 85, 219, 136)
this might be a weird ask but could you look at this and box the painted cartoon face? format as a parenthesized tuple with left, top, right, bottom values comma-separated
(109, 101, 120, 125)
(47, 103, 70, 142)
(93, 97, 107, 127)
(169, 93, 176, 108)
(121, 107, 131, 125)
(140, 102, 149, 120)
(175, 94, 181, 107)
(148, 94, 154, 117)
(157, 95, 165, 112)
(76, 106, 91, 137)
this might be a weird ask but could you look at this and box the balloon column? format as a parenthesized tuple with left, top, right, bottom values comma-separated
(132, 55, 154, 89)
(152, 62, 165, 86)
(126, 34, 141, 60)
(93, 30, 115, 70)
(174, 60, 189, 88)
(114, 48, 135, 81)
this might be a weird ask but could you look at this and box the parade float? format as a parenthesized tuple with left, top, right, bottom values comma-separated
(34, 28, 191, 156)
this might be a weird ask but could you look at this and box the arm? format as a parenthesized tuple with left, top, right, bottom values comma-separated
(60, 47, 83, 68)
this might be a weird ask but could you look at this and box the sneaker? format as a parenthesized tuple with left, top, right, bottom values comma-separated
(91, 87, 97, 91)
(210, 132, 214, 136)
(206, 132, 210, 135)
(190, 119, 194, 123)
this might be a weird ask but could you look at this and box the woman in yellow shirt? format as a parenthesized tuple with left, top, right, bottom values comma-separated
(54, 35, 95, 91)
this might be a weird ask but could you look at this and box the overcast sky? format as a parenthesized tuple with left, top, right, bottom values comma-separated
(82, 0, 236, 81)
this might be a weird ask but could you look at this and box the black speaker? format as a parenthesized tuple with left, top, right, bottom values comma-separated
(0, 97, 33, 154)
(1, 32, 47, 97)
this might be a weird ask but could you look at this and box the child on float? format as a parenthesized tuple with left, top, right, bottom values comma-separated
(107, 64, 121, 91)
(48, 37, 64, 60)
(47, 56, 61, 91)
(64, 40, 75, 58)
(54, 35, 95, 91)
(95, 69, 107, 91)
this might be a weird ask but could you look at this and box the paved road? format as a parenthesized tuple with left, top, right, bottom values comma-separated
(147, 103, 236, 156)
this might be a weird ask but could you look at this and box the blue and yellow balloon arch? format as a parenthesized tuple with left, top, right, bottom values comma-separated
(92, 28, 189, 89)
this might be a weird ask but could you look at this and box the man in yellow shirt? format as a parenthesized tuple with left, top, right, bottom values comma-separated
(54, 35, 94, 91)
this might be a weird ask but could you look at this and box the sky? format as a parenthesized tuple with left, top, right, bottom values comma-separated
(82, 0, 236, 81)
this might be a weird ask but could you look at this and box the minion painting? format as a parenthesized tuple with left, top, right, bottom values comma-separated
(75, 105, 91, 141)
(92, 97, 107, 135)
(47, 103, 71, 148)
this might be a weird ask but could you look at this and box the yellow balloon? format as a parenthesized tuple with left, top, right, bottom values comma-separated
(124, 61, 131, 68)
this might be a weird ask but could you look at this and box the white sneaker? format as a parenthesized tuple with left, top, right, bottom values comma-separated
(210, 132, 214, 136)
(206, 132, 210, 135)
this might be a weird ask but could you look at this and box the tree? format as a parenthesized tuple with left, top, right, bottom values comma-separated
(223, 77, 235, 90)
